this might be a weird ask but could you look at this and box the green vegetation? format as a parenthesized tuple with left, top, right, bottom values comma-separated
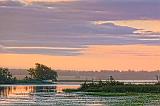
(64, 82, 160, 105)
(83, 81, 160, 93)
(86, 92, 139, 97)
(113, 93, 160, 106)
(24, 63, 58, 82)
(0, 68, 16, 84)
(15, 79, 47, 84)
(0, 63, 58, 84)
(64, 80, 160, 94)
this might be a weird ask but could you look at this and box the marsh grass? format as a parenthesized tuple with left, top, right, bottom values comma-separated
(64, 80, 160, 105)
(78, 80, 160, 93)
(86, 92, 160, 105)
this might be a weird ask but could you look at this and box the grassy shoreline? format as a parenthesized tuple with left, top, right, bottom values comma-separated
(63, 89, 160, 105)
(0, 80, 57, 85)
(64, 80, 160, 97)
(85, 92, 139, 97)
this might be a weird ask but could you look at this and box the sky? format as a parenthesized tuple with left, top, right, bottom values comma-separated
(0, 0, 160, 71)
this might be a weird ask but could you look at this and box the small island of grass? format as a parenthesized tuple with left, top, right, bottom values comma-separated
(64, 79, 160, 96)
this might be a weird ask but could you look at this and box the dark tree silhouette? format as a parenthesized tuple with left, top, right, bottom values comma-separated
(26, 63, 58, 81)
(0, 68, 16, 84)
(109, 75, 114, 81)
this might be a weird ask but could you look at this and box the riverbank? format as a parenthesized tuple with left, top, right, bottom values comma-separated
(87, 92, 160, 105)
(64, 80, 160, 95)
(0, 80, 57, 85)
(64, 82, 160, 105)
(85, 92, 159, 97)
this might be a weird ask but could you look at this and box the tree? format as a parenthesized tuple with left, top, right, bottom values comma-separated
(0, 67, 16, 84)
(109, 75, 114, 81)
(26, 63, 58, 81)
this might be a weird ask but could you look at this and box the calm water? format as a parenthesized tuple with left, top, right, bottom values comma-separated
(0, 83, 160, 106)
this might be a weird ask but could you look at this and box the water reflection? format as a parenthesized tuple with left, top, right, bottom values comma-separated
(0, 84, 109, 106)
(0, 84, 79, 97)
(0, 84, 160, 106)
(0, 84, 84, 105)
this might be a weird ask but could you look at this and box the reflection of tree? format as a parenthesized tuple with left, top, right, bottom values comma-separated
(34, 86, 57, 93)
(0, 68, 16, 84)
(0, 87, 5, 96)
(0, 86, 35, 98)
(0, 87, 12, 97)
(0, 86, 58, 99)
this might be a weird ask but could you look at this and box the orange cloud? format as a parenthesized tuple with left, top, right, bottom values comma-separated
(95, 20, 160, 34)
(0, 45, 160, 71)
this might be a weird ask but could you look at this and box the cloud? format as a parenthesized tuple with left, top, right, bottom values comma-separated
(0, 0, 160, 55)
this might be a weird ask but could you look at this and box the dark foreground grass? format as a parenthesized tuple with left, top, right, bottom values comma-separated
(64, 81, 160, 105)
(63, 90, 160, 105)
(120, 93, 160, 106)
(64, 80, 160, 94)
(78, 81, 160, 93)
(86, 92, 139, 97)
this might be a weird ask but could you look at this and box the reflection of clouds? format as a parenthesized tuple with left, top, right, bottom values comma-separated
(0, 0, 160, 56)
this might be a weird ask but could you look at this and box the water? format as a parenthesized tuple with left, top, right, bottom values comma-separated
(0, 83, 160, 106)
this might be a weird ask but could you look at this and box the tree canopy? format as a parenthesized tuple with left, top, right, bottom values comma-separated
(0, 68, 16, 84)
(26, 63, 58, 81)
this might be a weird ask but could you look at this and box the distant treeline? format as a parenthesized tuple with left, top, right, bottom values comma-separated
(10, 69, 160, 80)
(58, 70, 160, 80)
